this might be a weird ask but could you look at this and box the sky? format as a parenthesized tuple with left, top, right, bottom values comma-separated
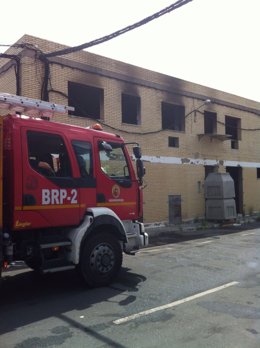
(1, 0, 260, 102)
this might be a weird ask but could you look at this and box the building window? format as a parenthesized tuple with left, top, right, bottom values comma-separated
(257, 168, 260, 179)
(225, 116, 241, 149)
(162, 102, 185, 131)
(168, 136, 179, 148)
(68, 81, 104, 119)
(204, 111, 217, 134)
(121, 94, 140, 125)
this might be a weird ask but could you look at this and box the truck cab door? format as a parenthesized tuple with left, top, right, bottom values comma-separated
(94, 137, 139, 221)
(20, 128, 80, 229)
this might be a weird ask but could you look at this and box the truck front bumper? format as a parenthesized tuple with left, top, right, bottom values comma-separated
(123, 221, 149, 254)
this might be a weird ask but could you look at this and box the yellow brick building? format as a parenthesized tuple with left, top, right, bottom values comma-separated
(1, 34, 260, 223)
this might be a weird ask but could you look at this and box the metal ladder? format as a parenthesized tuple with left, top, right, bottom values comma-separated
(0, 93, 74, 118)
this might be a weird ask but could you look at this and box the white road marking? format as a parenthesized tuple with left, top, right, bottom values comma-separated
(140, 246, 174, 254)
(196, 240, 213, 245)
(113, 281, 239, 325)
(140, 239, 214, 254)
(242, 232, 255, 236)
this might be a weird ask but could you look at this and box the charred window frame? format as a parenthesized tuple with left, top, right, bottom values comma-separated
(204, 111, 217, 134)
(168, 136, 179, 148)
(225, 116, 241, 149)
(68, 81, 104, 119)
(162, 102, 185, 132)
(121, 93, 141, 125)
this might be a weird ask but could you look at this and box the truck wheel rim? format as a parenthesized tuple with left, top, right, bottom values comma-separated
(90, 243, 115, 274)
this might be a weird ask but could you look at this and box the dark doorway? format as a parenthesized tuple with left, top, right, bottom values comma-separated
(204, 111, 217, 134)
(168, 195, 182, 224)
(226, 167, 243, 214)
(204, 165, 216, 179)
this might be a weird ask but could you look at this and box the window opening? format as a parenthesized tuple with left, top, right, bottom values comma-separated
(162, 102, 185, 131)
(72, 140, 93, 177)
(68, 81, 104, 119)
(98, 141, 130, 179)
(257, 168, 260, 179)
(168, 136, 179, 148)
(27, 131, 71, 177)
(121, 94, 141, 125)
(204, 111, 217, 134)
(225, 116, 241, 149)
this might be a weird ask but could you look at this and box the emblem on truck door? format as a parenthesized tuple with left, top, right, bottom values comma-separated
(112, 185, 120, 199)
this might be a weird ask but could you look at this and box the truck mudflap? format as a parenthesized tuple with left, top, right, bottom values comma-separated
(123, 221, 148, 255)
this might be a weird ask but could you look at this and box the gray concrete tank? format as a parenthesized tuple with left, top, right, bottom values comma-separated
(205, 172, 237, 220)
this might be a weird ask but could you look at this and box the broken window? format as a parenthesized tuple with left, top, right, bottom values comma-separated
(68, 81, 104, 119)
(168, 136, 179, 148)
(225, 116, 241, 149)
(162, 102, 185, 131)
(204, 111, 217, 134)
(121, 93, 140, 125)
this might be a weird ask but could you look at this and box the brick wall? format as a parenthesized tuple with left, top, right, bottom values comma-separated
(1, 34, 260, 222)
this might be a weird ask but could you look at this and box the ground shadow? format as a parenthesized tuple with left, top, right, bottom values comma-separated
(0, 265, 146, 337)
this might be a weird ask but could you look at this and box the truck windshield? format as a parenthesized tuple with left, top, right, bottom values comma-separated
(98, 141, 130, 179)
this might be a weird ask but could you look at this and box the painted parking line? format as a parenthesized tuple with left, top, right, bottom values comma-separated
(113, 281, 239, 325)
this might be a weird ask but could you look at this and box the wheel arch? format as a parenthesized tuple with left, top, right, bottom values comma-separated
(82, 214, 127, 246)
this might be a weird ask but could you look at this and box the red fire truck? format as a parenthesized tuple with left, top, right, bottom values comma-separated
(0, 93, 148, 287)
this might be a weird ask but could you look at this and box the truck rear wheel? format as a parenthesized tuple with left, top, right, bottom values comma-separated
(80, 232, 122, 287)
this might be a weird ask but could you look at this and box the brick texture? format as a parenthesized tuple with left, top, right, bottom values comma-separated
(1, 35, 260, 223)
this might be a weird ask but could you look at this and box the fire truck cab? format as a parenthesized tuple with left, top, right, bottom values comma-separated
(0, 93, 148, 287)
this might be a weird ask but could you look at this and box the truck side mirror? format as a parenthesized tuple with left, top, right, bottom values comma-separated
(100, 141, 113, 152)
(136, 158, 145, 181)
(133, 146, 142, 159)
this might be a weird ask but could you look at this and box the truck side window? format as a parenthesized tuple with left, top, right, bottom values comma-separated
(98, 141, 130, 179)
(27, 131, 72, 177)
(72, 140, 93, 177)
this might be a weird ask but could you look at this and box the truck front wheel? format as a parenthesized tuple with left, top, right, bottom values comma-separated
(80, 232, 122, 287)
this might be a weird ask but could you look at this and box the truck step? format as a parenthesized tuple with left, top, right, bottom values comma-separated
(40, 240, 72, 249)
(42, 265, 75, 273)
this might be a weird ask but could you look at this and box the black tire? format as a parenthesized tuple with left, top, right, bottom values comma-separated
(79, 232, 122, 288)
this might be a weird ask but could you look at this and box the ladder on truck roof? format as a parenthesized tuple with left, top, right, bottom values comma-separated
(0, 93, 74, 118)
